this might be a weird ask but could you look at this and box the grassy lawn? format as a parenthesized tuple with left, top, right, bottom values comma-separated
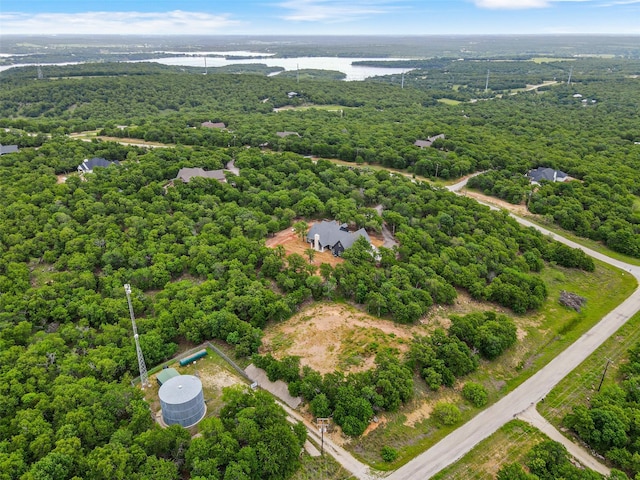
(291, 453, 353, 480)
(275, 104, 357, 112)
(437, 98, 462, 105)
(531, 57, 574, 63)
(431, 420, 548, 479)
(348, 260, 636, 469)
(539, 310, 640, 428)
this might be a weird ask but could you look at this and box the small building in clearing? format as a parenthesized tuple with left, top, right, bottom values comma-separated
(175, 167, 226, 184)
(527, 167, 568, 185)
(414, 134, 445, 148)
(77, 157, 119, 173)
(276, 131, 300, 138)
(201, 121, 226, 129)
(306, 220, 371, 257)
(0, 144, 19, 155)
(156, 367, 180, 386)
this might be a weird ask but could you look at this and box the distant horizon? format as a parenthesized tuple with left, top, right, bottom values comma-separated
(2, 33, 639, 37)
(1, 0, 638, 36)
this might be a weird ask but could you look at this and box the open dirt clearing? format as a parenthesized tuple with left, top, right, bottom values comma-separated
(461, 189, 529, 216)
(262, 292, 511, 375)
(262, 302, 427, 374)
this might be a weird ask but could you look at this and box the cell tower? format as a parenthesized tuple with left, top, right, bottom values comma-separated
(124, 284, 150, 388)
(485, 69, 490, 92)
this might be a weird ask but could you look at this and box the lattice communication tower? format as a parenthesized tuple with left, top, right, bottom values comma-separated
(124, 284, 150, 388)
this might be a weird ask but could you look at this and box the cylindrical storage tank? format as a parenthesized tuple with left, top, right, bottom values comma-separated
(159, 375, 206, 427)
(179, 349, 208, 366)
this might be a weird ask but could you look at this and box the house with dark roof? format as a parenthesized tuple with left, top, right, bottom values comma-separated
(0, 144, 19, 155)
(201, 121, 226, 129)
(175, 167, 227, 184)
(527, 167, 568, 185)
(77, 157, 119, 173)
(307, 220, 371, 257)
(276, 131, 300, 138)
(414, 134, 445, 148)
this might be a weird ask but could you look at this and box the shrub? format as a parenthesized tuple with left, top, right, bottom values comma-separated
(433, 402, 461, 426)
(462, 382, 488, 407)
(381, 446, 398, 462)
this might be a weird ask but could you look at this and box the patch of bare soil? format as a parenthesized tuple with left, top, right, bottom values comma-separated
(362, 415, 387, 436)
(198, 368, 239, 391)
(56, 174, 67, 184)
(403, 401, 435, 427)
(403, 392, 459, 427)
(266, 222, 345, 269)
(462, 189, 529, 216)
(261, 302, 429, 374)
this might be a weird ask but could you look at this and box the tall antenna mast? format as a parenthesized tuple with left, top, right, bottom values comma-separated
(296, 63, 299, 84)
(124, 284, 149, 388)
(485, 69, 490, 92)
(37, 64, 43, 80)
(204, 56, 207, 75)
(567, 66, 573, 86)
(401, 71, 405, 89)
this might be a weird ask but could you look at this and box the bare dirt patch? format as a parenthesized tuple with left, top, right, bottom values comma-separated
(266, 222, 343, 269)
(362, 415, 387, 436)
(56, 174, 68, 184)
(403, 401, 435, 427)
(461, 189, 529, 216)
(262, 302, 430, 374)
(266, 221, 384, 270)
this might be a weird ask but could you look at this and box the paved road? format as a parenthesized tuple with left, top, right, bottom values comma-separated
(278, 401, 374, 479)
(385, 179, 640, 479)
(517, 405, 610, 476)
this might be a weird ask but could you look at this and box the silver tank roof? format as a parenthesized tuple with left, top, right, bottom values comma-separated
(158, 374, 203, 404)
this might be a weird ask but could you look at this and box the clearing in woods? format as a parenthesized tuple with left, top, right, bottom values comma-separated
(261, 294, 505, 375)
(266, 221, 384, 269)
(143, 347, 247, 427)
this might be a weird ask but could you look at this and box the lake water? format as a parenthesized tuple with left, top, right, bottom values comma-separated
(0, 53, 411, 81)
(138, 55, 410, 81)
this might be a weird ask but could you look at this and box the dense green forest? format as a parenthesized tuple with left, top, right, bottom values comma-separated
(0, 55, 637, 479)
(0, 134, 592, 478)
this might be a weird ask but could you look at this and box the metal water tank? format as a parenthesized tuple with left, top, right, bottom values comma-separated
(159, 374, 206, 427)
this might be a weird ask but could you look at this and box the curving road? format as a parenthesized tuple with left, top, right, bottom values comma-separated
(384, 177, 640, 479)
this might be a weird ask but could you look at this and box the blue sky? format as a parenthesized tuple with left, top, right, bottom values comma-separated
(1, 0, 638, 35)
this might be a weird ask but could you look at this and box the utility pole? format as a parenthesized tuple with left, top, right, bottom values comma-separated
(317, 418, 330, 456)
(435, 163, 440, 178)
(125, 284, 150, 388)
(597, 358, 612, 392)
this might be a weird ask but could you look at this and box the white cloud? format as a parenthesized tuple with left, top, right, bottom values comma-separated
(276, 0, 396, 22)
(0, 10, 242, 35)
(472, 0, 591, 9)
